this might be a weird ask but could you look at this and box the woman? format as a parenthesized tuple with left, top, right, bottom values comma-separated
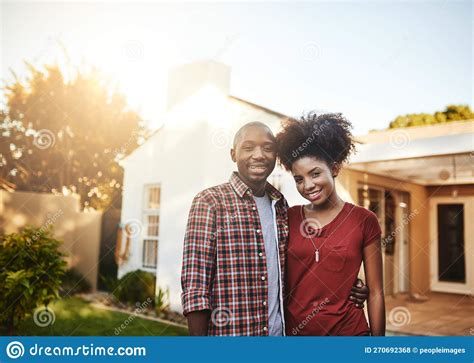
(276, 112, 385, 336)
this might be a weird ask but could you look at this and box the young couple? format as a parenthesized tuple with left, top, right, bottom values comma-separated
(181, 113, 385, 336)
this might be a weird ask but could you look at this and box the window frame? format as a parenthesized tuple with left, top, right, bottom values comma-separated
(141, 184, 161, 269)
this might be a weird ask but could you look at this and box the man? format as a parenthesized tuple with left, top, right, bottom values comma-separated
(181, 122, 368, 336)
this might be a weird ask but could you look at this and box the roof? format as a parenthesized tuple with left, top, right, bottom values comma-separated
(120, 95, 290, 164)
(349, 133, 474, 185)
(229, 96, 291, 120)
(351, 133, 473, 163)
(356, 119, 474, 144)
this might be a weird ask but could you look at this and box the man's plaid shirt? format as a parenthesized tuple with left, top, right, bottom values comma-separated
(181, 172, 289, 336)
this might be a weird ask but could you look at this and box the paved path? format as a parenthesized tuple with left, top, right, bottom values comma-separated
(385, 292, 474, 336)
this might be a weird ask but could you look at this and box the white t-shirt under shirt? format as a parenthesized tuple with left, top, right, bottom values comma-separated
(253, 193, 284, 336)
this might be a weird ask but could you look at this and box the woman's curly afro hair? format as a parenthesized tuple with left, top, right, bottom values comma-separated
(276, 112, 355, 171)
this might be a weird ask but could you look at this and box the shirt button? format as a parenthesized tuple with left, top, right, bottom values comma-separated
(252, 206, 256, 211)
(261, 276, 266, 281)
(258, 252, 263, 257)
(263, 301, 267, 306)
(263, 327, 268, 332)
(256, 229, 261, 234)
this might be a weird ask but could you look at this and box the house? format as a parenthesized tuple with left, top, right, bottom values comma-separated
(117, 60, 473, 311)
(348, 121, 473, 297)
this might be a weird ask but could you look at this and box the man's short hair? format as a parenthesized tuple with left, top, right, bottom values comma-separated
(233, 121, 276, 148)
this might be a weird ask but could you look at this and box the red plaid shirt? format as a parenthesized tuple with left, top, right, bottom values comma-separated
(181, 172, 289, 336)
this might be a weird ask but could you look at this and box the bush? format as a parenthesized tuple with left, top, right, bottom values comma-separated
(114, 270, 156, 306)
(60, 268, 92, 297)
(155, 286, 170, 317)
(99, 274, 120, 293)
(0, 226, 67, 334)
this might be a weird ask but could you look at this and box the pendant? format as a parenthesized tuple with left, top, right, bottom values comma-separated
(315, 249, 320, 263)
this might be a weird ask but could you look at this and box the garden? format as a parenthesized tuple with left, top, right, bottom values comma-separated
(0, 226, 188, 336)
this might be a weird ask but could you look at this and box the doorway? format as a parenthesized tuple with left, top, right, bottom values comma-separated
(358, 186, 410, 295)
(430, 196, 473, 295)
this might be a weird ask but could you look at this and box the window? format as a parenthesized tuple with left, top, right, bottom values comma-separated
(142, 185, 160, 269)
(358, 186, 383, 222)
(357, 185, 399, 254)
(143, 239, 158, 269)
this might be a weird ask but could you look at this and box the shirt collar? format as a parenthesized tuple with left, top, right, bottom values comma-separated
(229, 172, 283, 201)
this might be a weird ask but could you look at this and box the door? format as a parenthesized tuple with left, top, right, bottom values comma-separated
(430, 196, 473, 295)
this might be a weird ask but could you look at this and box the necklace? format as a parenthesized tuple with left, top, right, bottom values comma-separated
(300, 205, 324, 263)
(300, 202, 346, 263)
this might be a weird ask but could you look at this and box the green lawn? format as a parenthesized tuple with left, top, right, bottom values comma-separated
(5, 297, 188, 336)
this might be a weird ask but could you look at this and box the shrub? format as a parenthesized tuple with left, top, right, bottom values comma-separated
(0, 226, 67, 334)
(99, 274, 120, 293)
(155, 286, 170, 317)
(114, 270, 156, 306)
(60, 268, 92, 297)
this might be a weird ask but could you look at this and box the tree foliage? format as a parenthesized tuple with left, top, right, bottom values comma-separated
(389, 105, 473, 129)
(0, 62, 150, 210)
(0, 226, 67, 335)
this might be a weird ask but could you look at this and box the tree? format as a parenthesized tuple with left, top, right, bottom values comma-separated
(389, 105, 473, 129)
(0, 226, 67, 335)
(0, 62, 150, 210)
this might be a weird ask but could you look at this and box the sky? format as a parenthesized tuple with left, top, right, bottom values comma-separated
(1, 0, 472, 134)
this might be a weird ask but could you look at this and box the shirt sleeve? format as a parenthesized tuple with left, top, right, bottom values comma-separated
(181, 193, 217, 315)
(362, 210, 382, 248)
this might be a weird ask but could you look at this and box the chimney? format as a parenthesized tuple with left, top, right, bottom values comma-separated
(166, 60, 231, 110)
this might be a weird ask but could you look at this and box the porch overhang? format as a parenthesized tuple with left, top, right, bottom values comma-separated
(348, 133, 474, 185)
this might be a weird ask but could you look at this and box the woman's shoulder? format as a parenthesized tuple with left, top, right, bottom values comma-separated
(345, 203, 379, 225)
(345, 203, 382, 244)
(288, 204, 303, 216)
(347, 202, 378, 221)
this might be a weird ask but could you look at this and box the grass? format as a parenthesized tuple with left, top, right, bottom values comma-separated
(4, 297, 188, 336)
